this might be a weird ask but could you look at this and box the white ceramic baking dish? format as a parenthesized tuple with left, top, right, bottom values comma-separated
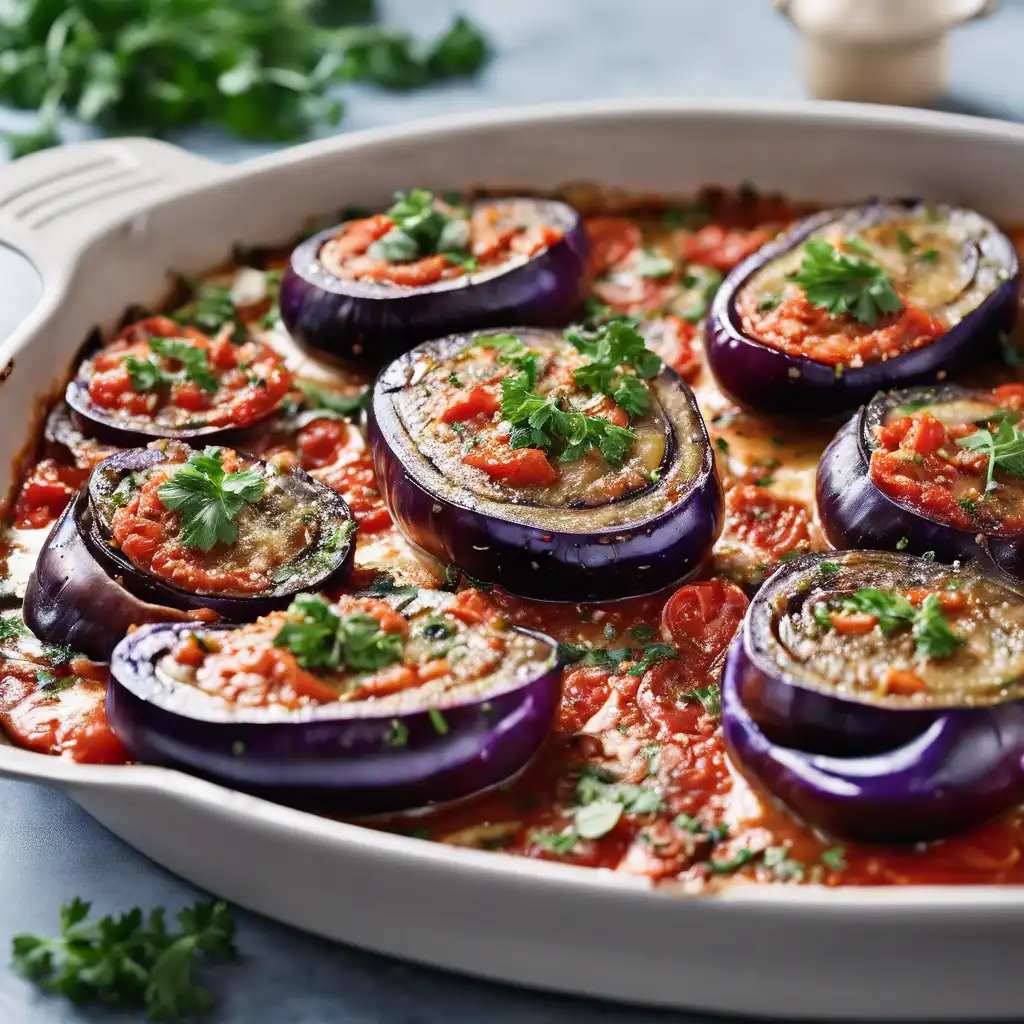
(2, 99, 1024, 1020)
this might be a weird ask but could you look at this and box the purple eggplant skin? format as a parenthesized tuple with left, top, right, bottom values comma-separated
(23, 493, 196, 662)
(723, 550, 947, 756)
(705, 201, 1020, 418)
(279, 198, 588, 364)
(816, 385, 1024, 581)
(367, 329, 724, 603)
(65, 380, 281, 450)
(23, 446, 356, 661)
(720, 550, 1024, 841)
(107, 621, 562, 813)
(722, 666, 1024, 843)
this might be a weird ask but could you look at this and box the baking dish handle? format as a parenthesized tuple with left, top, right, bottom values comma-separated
(0, 137, 223, 280)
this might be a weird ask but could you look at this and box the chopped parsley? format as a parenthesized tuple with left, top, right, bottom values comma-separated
(628, 623, 656, 643)
(819, 561, 840, 576)
(428, 708, 449, 736)
(958, 498, 978, 516)
(125, 336, 219, 395)
(500, 372, 636, 467)
(703, 848, 757, 875)
(790, 238, 901, 326)
(756, 293, 781, 312)
(529, 832, 579, 855)
(715, 437, 729, 452)
(157, 447, 264, 551)
(0, 615, 27, 643)
(896, 229, 915, 254)
(273, 594, 404, 672)
(386, 720, 409, 748)
(566, 319, 661, 420)
(367, 189, 472, 267)
(626, 642, 678, 677)
(570, 764, 664, 840)
(819, 587, 962, 661)
(679, 682, 722, 718)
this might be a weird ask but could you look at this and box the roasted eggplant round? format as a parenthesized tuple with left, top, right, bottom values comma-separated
(107, 588, 561, 811)
(817, 383, 1024, 581)
(66, 316, 292, 446)
(721, 550, 1024, 841)
(24, 442, 356, 661)
(706, 201, 1019, 416)
(280, 192, 588, 363)
(367, 323, 724, 602)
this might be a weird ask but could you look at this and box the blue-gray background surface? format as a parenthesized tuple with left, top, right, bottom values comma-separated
(1, 1, 1021, 1021)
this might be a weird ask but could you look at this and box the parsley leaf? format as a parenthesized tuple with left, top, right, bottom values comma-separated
(831, 588, 962, 660)
(127, 337, 219, 395)
(273, 594, 404, 672)
(11, 898, 235, 1020)
(955, 414, 1024, 494)
(633, 250, 674, 279)
(679, 682, 722, 718)
(790, 238, 902, 326)
(626, 642, 678, 677)
(912, 594, 964, 660)
(367, 189, 472, 266)
(157, 448, 265, 552)
(500, 372, 637, 467)
(529, 831, 579, 854)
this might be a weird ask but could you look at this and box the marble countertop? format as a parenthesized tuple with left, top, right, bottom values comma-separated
(1, 0, 1019, 1020)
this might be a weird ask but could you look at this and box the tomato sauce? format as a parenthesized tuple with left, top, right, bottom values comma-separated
(9, 186, 1024, 890)
(869, 391, 1024, 533)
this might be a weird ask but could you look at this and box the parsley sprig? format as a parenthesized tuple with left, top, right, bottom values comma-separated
(500, 373, 636, 466)
(11, 898, 235, 1021)
(566, 320, 661, 419)
(816, 587, 962, 660)
(790, 238, 902, 326)
(157, 448, 265, 552)
(955, 411, 1024, 495)
(125, 337, 219, 395)
(368, 189, 474, 267)
(273, 594, 404, 671)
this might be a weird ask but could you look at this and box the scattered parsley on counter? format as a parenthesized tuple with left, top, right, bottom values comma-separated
(790, 238, 901, 326)
(11, 898, 236, 1021)
(158, 447, 265, 551)
(0, 4, 490, 157)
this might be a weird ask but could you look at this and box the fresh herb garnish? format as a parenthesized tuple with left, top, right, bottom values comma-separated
(891, 399, 933, 416)
(633, 250, 674, 279)
(628, 624, 656, 643)
(958, 498, 978, 516)
(428, 708, 449, 735)
(157, 448, 265, 552)
(500, 373, 636, 467)
(756, 293, 781, 313)
(679, 682, 722, 718)
(790, 238, 902, 326)
(367, 189, 472, 265)
(819, 561, 840, 575)
(483, 333, 540, 388)
(896, 229, 916, 254)
(386, 720, 408, 748)
(703, 848, 757, 875)
(529, 832, 579, 855)
(626, 642, 678, 677)
(274, 594, 404, 672)
(912, 593, 963, 659)
(565, 319, 661, 419)
(570, 765, 663, 840)
(127, 337, 218, 394)
(820, 846, 848, 871)
(0, 615, 27, 643)
(176, 280, 247, 342)
(955, 413, 1024, 494)
(1, 10, 489, 157)
(296, 380, 370, 418)
(11, 898, 235, 1020)
(826, 587, 962, 660)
